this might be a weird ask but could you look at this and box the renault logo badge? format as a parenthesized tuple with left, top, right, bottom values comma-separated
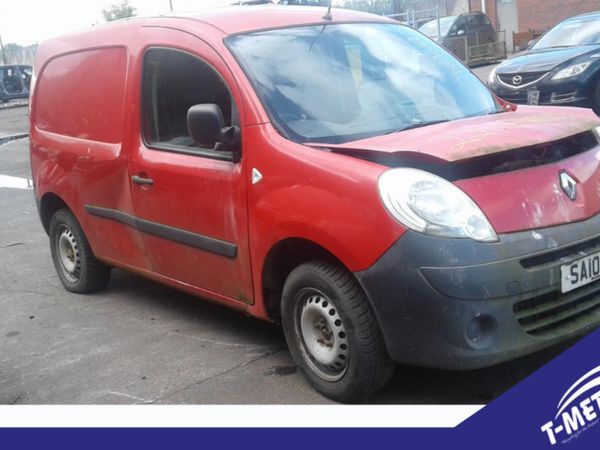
(560, 172, 577, 201)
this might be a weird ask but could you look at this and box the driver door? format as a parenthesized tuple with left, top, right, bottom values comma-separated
(128, 29, 253, 305)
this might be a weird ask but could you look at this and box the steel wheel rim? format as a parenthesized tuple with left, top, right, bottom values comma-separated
(296, 289, 349, 382)
(56, 225, 80, 283)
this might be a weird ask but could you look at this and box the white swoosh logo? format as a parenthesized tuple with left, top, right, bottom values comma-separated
(556, 365, 600, 419)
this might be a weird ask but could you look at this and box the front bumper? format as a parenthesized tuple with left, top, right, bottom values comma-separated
(490, 74, 596, 108)
(355, 214, 600, 370)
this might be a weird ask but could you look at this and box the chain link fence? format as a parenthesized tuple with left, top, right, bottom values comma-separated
(441, 31, 507, 65)
(340, 0, 394, 16)
(388, 6, 440, 29)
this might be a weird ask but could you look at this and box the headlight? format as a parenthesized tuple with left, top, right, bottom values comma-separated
(487, 67, 497, 85)
(551, 62, 591, 80)
(378, 168, 498, 242)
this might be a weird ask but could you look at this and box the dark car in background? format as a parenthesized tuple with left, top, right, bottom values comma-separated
(488, 11, 600, 114)
(419, 12, 497, 46)
(0, 64, 32, 102)
(419, 12, 499, 65)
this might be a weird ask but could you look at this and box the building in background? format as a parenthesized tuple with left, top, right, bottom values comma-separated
(469, 0, 600, 50)
(391, 0, 599, 51)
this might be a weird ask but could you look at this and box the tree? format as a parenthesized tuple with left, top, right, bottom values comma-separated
(102, 1, 137, 22)
(4, 42, 23, 53)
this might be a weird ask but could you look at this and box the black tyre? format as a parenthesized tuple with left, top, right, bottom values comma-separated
(281, 261, 394, 403)
(49, 208, 111, 293)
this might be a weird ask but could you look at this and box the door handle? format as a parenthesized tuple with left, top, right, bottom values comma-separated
(132, 175, 154, 186)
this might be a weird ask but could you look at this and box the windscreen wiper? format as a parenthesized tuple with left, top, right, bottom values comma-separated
(386, 119, 450, 135)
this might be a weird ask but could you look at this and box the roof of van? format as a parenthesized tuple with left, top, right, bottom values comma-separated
(34, 6, 391, 67)
(160, 5, 391, 34)
(147, 5, 390, 35)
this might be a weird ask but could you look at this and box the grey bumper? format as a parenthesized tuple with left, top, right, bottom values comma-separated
(355, 214, 600, 370)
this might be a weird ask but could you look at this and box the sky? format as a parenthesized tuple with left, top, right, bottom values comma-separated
(0, 0, 238, 46)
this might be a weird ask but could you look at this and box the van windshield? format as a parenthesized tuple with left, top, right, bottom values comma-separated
(227, 23, 500, 144)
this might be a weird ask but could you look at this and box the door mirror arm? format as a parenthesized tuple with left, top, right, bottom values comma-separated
(215, 125, 241, 161)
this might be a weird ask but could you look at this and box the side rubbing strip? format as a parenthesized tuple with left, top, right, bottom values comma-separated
(85, 205, 238, 259)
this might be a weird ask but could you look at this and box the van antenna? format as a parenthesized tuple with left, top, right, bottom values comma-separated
(323, 0, 333, 21)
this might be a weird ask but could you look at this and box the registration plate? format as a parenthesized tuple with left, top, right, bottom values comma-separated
(561, 252, 600, 293)
(527, 89, 540, 105)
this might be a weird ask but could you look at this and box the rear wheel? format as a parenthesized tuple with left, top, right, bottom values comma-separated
(281, 261, 394, 403)
(49, 209, 111, 293)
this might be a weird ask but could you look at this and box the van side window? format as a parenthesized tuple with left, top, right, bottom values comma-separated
(142, 48, 239, 157)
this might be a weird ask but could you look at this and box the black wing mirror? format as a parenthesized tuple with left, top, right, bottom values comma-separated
(187, 104, 240, 159)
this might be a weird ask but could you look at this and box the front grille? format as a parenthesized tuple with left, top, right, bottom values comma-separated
(495, 88, 554, 105)
(498, 71, 548, 87)
(514, 282, 600, 337)
(521, 236, 600, 269)
(497, 90, 528, 103)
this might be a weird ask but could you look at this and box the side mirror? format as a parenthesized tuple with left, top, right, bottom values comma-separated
(527, 38, 538, 49)
(187, 104, 240, 156)
(457, 29, 466, 37)
(187, 104, 224, 149)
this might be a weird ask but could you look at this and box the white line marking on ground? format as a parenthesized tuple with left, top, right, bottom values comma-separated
(0, 175, 33, 190)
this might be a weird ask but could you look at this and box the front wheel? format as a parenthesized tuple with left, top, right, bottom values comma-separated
(281, 261, 394, 403)
(49, 208, 111, 293)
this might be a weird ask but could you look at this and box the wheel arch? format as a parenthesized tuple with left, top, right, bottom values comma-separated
(261, 237, 353, 322)
(39, 191, 71, 234)
(593, 71, 600, 115)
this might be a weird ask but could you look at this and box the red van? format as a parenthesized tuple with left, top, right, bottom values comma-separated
(30, 6, 600, 402)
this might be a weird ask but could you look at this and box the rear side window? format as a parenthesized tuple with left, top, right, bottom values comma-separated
(142, 48, 238, 156)
(34, 47, 127, 143)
